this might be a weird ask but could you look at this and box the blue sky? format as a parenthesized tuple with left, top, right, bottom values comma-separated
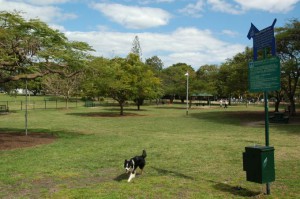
(1, 0, 299, 69)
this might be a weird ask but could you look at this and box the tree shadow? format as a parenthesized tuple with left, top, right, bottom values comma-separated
(67, 112, 146, 118)
(151, 166, 194, 180)
(189, 110, 300, 134)
(213, 182, 261, 197)
(154, 106, 186, 110)
(102, 107, 149, 112)
(190, 111, 264, 125)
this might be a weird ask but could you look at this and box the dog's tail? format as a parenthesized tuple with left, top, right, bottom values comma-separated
(142, 149, 147, 158)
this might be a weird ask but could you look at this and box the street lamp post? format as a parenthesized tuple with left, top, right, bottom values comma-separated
(185, 72, 189, 115)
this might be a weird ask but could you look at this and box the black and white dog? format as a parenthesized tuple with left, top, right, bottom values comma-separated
(124, 150, 147, 182)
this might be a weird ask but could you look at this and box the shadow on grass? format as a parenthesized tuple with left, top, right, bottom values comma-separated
(102, 107, 149, 112)
(154, 106, 186, 110)
(213, 182, 261, 197)
(151, 166, 194, 180)
(113, 173, 128, 182)
(190, 110, 300, 134)
(67, 112, 146, 118)
(113, 172, 144, 182)
(190, 110, 264, 125)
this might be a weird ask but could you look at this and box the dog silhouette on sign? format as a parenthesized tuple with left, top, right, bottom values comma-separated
(247, 19, 277, 60)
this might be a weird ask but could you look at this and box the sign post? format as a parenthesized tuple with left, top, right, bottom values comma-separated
(245, 19, 279, 195)
(185, 72, 189, 116)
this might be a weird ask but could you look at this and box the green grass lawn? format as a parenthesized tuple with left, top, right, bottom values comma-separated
(0, 102, 299, 198)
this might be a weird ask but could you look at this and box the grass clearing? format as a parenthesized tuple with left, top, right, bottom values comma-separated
(0, 102, 299, 198)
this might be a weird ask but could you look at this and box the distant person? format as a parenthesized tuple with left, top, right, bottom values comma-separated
(224, 100, 228, 108)
(219, 99, 223, 107)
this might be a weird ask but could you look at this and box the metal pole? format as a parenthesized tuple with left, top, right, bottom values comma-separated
(264, 91, 271, 195)
(264, 91, 269, 147)
(263, 47, 271, 195)
(25, 79, 28, 136)
(185, 72, 189, 115)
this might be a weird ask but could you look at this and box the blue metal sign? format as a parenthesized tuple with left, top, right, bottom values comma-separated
(247, 19, 277, 61)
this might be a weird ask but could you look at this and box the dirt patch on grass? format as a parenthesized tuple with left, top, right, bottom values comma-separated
(0, 132, 56, 151)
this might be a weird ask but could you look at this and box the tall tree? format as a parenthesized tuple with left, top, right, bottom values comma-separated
(161, 63, 194, 103)
(131, 35, 142, 60)
(42, 73, 83, 108)
(196, 64, 219, 96)
(86, 54, 161, 115)
(217, 48, 252, 102)
(81, 57, 110, 100)
(276, 19, 300, 116)
(145, 55, 164, 73)
(127, 54, 162, 110)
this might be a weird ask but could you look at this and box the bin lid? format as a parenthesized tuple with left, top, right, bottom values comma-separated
(245, 145, 274, 152)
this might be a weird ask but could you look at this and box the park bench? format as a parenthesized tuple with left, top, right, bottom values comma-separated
(0, 105, 9, 114)
(269, 112, 289, 124)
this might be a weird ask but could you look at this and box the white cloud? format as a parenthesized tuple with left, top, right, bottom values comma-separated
(25, 0, 71, 5)
(234, 0, 300, 13)
(138, 0, 174, 4)
(222, 30, 239, 37)
(0, 0, 77, 23)
(207, 0, 243, 15)
(49, 24, 66, 32)
(182, 0, 299, 15)
(179, 0, 205, 18)
(65, 27, 245, 69)
(90, 3, 172, 29)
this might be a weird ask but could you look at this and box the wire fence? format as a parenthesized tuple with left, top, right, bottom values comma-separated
(0, 99, 84, 111)
(1, 97, 289, 113)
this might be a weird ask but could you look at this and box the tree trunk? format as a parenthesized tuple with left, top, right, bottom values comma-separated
(274, 101, 280, 112)
(135, 98, 144, 110)
(119, 101, 124, 116)
(274, 91, 281, 112)
(289, 97, 296, 116)
(66, 90, 70, 109)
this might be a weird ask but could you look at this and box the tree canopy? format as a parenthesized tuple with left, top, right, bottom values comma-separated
(276, 19, 300, 115)
(0, 11, 93, 84)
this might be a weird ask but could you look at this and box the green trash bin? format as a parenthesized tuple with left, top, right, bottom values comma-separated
(243, 146, 275, 184)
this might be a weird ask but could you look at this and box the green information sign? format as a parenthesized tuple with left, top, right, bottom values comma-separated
(248, 57, 280, 92)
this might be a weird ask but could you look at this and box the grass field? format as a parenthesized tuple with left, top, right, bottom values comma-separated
(0, 98, 299, 198)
